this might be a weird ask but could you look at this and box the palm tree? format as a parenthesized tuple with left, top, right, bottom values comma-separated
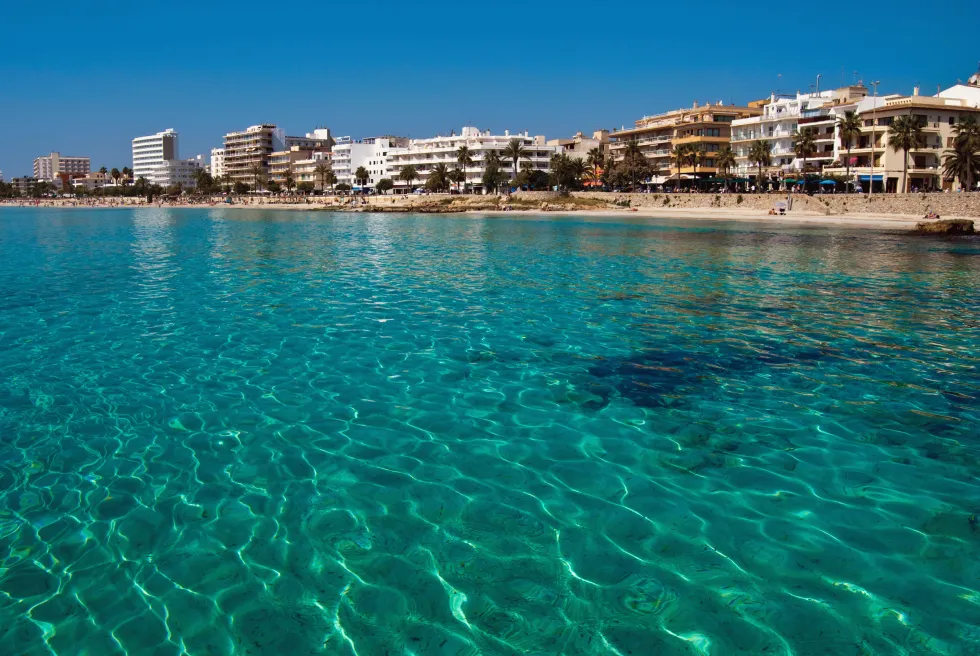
(672, 144, 690, 191)
(284, 166, 295, 194)
(501, 138, 529, 182)
(716, 146, 736, 190)
(354, 166, 370, 192)
(249, 164, 265, 192)
(314, 163, 331, 192)
(456, 145, 474, 193)
(950, 115, 980, 191)
(121, 166, 132, 187)
(686, 145, 707, 191)
(428, 163, 450, 192)
(569, 158, 587, 189)
(193, 168, 210, 192)
(110, 168, 122, 191)
(586, 147, 604, 186)
(748, 140, 773, 191)
(836, 111, 862, 187)
(398, 164, 419, 193)
(792, 128, 817, 192)
(888, 114, 925, 193)
(99, 166, 108, 198)
(621, 139, 646, 191)
(448, 168, 465, 191)
(323, 169, 338, 194)
(942, 139, 980, 192)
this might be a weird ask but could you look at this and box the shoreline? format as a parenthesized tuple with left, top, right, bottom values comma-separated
(0, 200, 956, 230)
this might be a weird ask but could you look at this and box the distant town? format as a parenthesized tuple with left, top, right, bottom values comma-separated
(3, 66, 980, 198)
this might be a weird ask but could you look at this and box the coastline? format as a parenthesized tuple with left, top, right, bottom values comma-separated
(0, 199, 931, 230)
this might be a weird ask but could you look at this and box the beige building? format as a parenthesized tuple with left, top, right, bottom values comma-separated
(547, 130, 609, 160)
(33, 152, 90, 181)
(293, 152, 332, 189)
(268, 146, 328, 185)
(609, 101, 761, 186)
(823, 88, 980, 192)
(222, 124, 285, 184)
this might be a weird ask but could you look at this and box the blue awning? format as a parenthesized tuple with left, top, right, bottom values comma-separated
(858, 175, 883, 182)
(820, 180, 836, 185)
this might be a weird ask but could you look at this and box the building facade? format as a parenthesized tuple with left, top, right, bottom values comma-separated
(132, 129, 179, 182)
(293, 151, 332, 189)
(210, 148, 225, 178)
(546, 130, 609, 160)
(284, 128, 334, 151)
(222, 124, 286, 185)
(730, 86, 867, 183)
(33, 152, 90, 181)
(608, 102, 762, 186)
(332, 136, 408, 190)
(387, 127, 557, 193)
(146, 155, 205, 189)
(822, 89, 980, 192)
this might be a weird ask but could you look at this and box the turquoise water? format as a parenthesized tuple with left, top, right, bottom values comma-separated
(1, 208, 979, 655)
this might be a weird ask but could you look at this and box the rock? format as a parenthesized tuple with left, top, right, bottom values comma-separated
(912, 219, 975, 235)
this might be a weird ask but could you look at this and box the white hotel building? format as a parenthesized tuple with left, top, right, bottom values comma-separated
(132, 129, 179, 182)
(387, 127, 557, 193)
(730, 86, 867, 180)
(210, 148, 225, 178)
(332, 136, 408, 191)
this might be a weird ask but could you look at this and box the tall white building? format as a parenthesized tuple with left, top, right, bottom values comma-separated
(33, 152, 90, 181)
(332, 136, 408, 190)
(210, 148, 225, 178)
(147, 156, 205, 189)
(730, 86, 867, 180)
(132, 129, 179, 182)
(387, 127, 558, 193)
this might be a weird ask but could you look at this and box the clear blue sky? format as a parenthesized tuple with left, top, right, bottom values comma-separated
(1, 0, 978, 178)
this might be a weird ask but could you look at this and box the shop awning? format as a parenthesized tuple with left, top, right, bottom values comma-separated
(858, 175, 883, 182)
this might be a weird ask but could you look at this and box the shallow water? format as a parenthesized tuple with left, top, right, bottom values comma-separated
(1, 208, 979, 655)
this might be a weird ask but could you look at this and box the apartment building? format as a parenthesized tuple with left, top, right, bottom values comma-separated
(284, 128, 334, 151)
(294, 151, 332, 189)
(268, 146, 330, 185)
(132, 129, 179, 182)
(608, 102, 761, 186)
(210, 148, 225, 178)
(333, 136, 408, 190)
(222, 124, 285, 184)
(147, 156, 206, 189)
(387, 127, 557, 193)
(546, 130, 609, 160)
(33, 152, 90, 180)
(823, 87, 980, 192)
(730, 86, 868, 183)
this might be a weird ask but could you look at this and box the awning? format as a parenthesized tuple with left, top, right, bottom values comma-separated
(819, 180, 836, 185)
(858, 175, 883, 182)
(784, 178, 797, 184)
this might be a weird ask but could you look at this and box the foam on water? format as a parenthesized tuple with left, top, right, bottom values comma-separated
(1, 208, 979, 655)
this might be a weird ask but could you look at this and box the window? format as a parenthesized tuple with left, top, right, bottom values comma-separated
(949, 116, 956, 125)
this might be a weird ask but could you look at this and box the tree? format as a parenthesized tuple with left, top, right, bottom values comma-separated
(249, 164, 265, 192)
(501, 138, 529, 182)
(456, 145, 474, 192)
(266, 180, 282, 194)
(323, 169, 338, 194)
(619, 138, 651, 191)
(482, 163, 507, 194)
(687, 145, 707, 191)
(297, 182, 315, 194)
(586, 147, 604, 185)
(669, 144, 690, 191)
(314, 163, 332, 192)
(233, 181, 250, 195)
(448, 168, 465, 191)
(426, 163, 450, 192)
(942, 139, 980, 192)
(336, 182, 352, 194)
(749, 140, 773, 190)
(284, 166, 295, 194)
(193, 168, 213, 193)
(134, 176, 148, 198)
(837, 111, 862, 186)
(376, 178, 394, 194)
(791, 128, 817, 192)
(354, 166, 370, 191)
(716, 146, 736, 190)
(110, 168, 121, 188)
(398, 164, 419, 193)
(948, 115, 980, 191)
(99, 166, 108, 197)
(549, 153, 572, 192)
(888, 114, 925, 193)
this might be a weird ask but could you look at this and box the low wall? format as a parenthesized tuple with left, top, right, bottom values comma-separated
(513, 191, 980, 218)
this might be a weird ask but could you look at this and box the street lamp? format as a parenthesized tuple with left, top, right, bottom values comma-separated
(868, 80, 880, 199)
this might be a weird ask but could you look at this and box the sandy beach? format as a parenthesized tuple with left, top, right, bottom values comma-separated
(0, 196, 958, 230)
